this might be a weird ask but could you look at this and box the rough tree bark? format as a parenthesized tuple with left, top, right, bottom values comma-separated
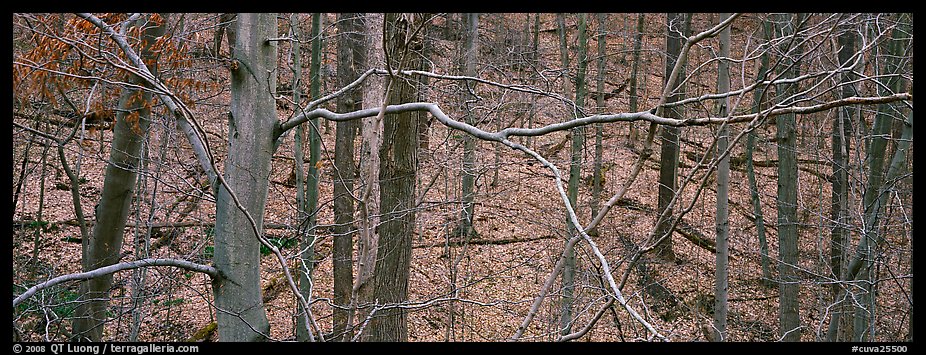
(212, 13, 276, 342)
(367, 13, 424, 342)
(775, 12, 803, 343)
(354, 12, 382, 336)
(653, 12, 691, 262)
(72, 13, 167, 341)
(212, 13, 236, 58)
(332, 12, 364, 342)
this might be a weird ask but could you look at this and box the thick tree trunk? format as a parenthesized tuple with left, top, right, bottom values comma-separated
(712, 13, 732, 342)
(213, 13, 275, 342)
(332, 12, 364, 342)
(775, 13, 803, 342)
(354, 12, 383, 334)
(72, 14, 167, 341)
(653, 12, 690, 262)
(367, 13, 424, 342)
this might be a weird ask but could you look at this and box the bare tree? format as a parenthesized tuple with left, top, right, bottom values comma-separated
(72, 14, 168, 341)
(774, 12, 804, 342)
(367, 13, 426, 342)
(711, 13, 732, 342)
(332, 12, 364, 342)
(212, 13, 277, 341)
(653, 12, 691, 262)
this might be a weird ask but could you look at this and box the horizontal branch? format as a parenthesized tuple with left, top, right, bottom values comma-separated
(13, 258, 219, 308)
(693, 93, 912, 125)
(278, 92, 910, 147)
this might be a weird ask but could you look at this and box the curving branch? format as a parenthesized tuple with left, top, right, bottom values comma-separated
(13, 258, 219, 308)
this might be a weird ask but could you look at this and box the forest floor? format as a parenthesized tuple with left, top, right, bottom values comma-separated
(17, 112, 907, 342)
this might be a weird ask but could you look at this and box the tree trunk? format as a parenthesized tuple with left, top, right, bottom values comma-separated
(627, 13, 645, 144)
(566, 12, 588, 336)
(775, 13, 803, 342)
(746, 22, 773, 286)
(213, 13, 275, 342)
(459, 13, 479, 240)
(526, 13, 540, 149)
(289, 13, 309, 342)
(653, 12, 690, 262)
(332, 12, 364, 342)
(72, 14, 167, 341)
(851, 14, 910, 341)
(826, 23, 855, 342)
(367, 13, 423, 342)
(354, 13, 383, 334)
(296, 12, 323, 342)
(711, 12, 732, 342)
(589, 13, 607, 238)
(213, 13, 236, 58)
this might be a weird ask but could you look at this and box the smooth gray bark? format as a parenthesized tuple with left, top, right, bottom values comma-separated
(72, 14, 167, 341)
(459, 13, 479, 240)
(564, 13, 588, 336)
(296, 12, 323, 342)
(712, 12, 732, 342)
(213, 13, 276, 342)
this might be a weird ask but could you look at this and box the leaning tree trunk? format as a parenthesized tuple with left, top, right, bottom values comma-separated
(332, 12, 364, 342)
(212, 13, 276, 342)
(846, 14, 910, 341)
(746, 21, 773, 287)
(367, 13, 424, 342)
(775, 12, 803, 343)
(72, 13, 167, 341)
